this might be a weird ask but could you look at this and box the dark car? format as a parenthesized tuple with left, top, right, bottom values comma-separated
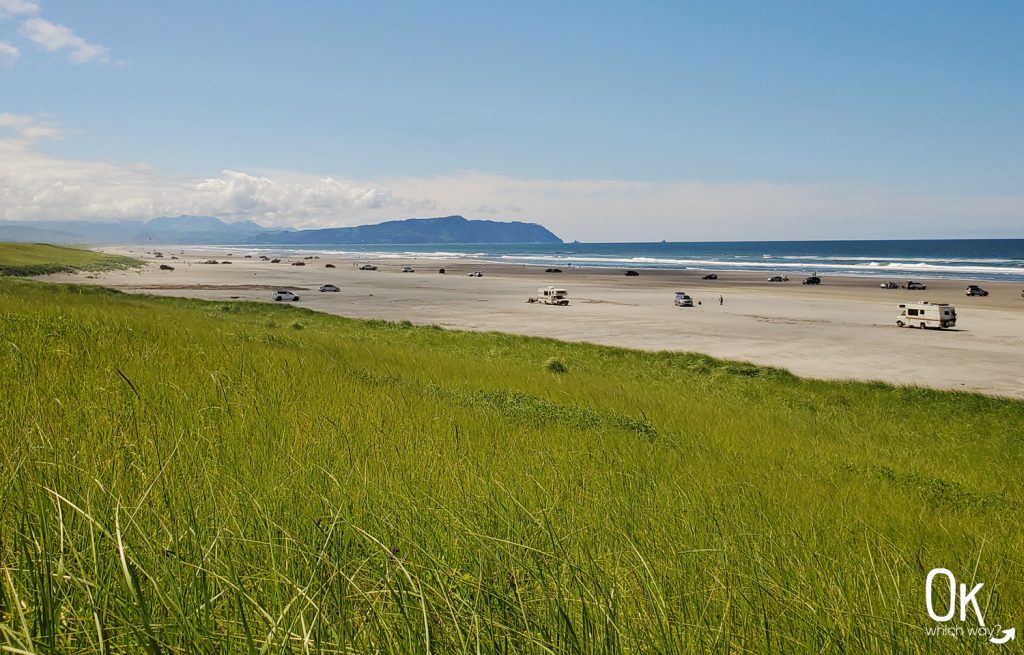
(701, 273, 718, 280)
(159, 264, 174, 271)
(325, 263, 336, 268)
(903, 281, 927, 290)
(625, 270, 640, 276)
(545, 268, 563, 273)
(802, 276, 821, 285)
(880, 281, 898, 289)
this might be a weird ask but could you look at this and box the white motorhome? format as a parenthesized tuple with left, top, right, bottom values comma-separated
(530, 286, 569, 305)
(896, 301, 956, 329)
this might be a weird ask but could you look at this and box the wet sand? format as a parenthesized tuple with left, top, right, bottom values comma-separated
(43, 246, 1024, 398)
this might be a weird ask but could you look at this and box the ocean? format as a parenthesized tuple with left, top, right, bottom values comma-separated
(217, 239, 1024, 282)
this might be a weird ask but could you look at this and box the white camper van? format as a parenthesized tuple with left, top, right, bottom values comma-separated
(896, 301, 956, 329)
(530, 287, 569, 305)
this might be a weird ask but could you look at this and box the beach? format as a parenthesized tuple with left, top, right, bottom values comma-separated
(46, 246, 1024, 398)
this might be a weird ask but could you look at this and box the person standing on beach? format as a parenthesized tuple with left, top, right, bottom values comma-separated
(719, 295, 723, 306)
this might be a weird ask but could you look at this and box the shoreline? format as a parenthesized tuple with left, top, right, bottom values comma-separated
(92, 241, 1024, 283)
(40, 245, 1024, 399)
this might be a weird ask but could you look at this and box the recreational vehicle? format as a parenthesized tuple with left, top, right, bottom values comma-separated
(530, 287, 569, 305)
(896, 302, 956, 329)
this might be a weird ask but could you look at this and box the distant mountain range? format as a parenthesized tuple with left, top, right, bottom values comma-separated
(0, 215, 562, 245)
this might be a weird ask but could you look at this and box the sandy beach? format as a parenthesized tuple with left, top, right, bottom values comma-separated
(43, 246, 1024, 398)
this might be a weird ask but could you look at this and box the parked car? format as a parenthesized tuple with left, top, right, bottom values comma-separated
(624, 270, 640, 276)
(290, 261, 305, 266)
(325, 263, 336, 268)
(965, 285, 989, 296)
(159, 264, 174, 271)
(880, 281, 899, 289)
(273, 290, 299, 302)
(359, 264, 378, 271)
(270, 258, 281, 263)
(903, 281, 927, 290)
(545, 268, 563, 273)
(701, 273, 718, 280)
(319, 284, 340, 292)
(767, 275, 789, 282)
(674, 291, 694, 307)
(468, 271, 484, 277)
(402, 266, 415, 273)
(802, 276, 821, 285)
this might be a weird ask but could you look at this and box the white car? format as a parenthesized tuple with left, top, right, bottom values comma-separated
(468, 271, 484, 277)
(319, 284, 339, 292)
(273, 290, 299, 301)
(402, 266, 415, 273)
(674, 291, 694, 307)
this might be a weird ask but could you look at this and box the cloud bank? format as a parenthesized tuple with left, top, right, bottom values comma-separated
(1, 114, 1021, 241)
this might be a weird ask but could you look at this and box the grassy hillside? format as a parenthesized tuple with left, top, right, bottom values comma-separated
(1, 278, 1022, 654)
(0, 242, 142, 276)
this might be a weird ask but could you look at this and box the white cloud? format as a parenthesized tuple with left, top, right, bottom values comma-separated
(20, 17, 112, 64)
(0, 0, 38, 18)
(0, 112, 65, 142)
(0, 115, 1021, 239)
(0, 40, 18, 66)
(0, 119, 433, 225)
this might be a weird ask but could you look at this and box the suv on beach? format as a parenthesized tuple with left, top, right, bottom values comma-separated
(701, 273, 718, 280)
(767, 275, 789, 282)
(965, 285, 989, 296)
(359, 264, 378, 271)
(903, 281, 927, 290)
(468, 271, 484, 277)
(880, 281, 898, 289)
(319, 284, 339, 292)
(402, 266, 415, 273)
(674, 292, 694, 307)
(273, 290, 299, 302)
(802, 276, 821, 285)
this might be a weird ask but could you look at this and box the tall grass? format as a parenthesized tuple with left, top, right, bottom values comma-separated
(0, 243, 142, 276)
(1, 278, 1022, 653)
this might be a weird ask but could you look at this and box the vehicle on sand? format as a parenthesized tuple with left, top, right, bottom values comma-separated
(528, 287, 569, 305)
(674, 291, 694, 307)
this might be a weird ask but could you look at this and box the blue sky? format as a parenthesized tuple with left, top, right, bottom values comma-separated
(1, 1, 1022, 240)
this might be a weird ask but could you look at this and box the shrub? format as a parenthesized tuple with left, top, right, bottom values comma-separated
(545, 357, 568, 373)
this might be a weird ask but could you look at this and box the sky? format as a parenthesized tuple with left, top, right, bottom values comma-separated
(1, 0, 1022, 241)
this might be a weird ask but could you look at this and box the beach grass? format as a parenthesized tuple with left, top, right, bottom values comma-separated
(1, 277, 1022, 653)
(0, 243, 142, 276)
